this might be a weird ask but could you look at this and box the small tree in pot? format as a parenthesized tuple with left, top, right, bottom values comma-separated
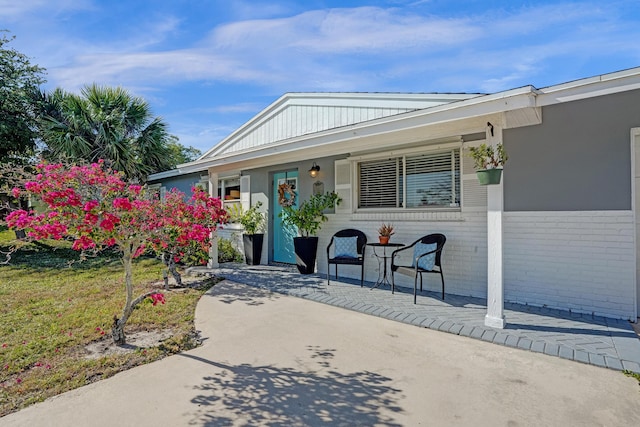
(239, 201, 266, 265)
(280, 192, 340, 274)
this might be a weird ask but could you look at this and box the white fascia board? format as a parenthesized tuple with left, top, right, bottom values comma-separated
(178, 88, 536, 174)
(537, 66, 640, 106)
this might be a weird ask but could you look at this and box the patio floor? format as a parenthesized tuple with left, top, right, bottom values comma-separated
(190, 263, 640, 374)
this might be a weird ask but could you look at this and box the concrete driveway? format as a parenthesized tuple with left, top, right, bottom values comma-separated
(2, 281, 639, 426)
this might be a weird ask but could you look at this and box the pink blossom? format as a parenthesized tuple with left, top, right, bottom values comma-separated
(149, 293, 166, 306)
(83, 200, 99, 212)
(113, 197, 133, 211)
(11, 187, 20, 198)
(128, 185, 142, 195)
(72, 236, 96, 250)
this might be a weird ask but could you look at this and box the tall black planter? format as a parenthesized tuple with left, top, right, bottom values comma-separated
(243, 233, 264, 265)
(293, 236, 318, 274)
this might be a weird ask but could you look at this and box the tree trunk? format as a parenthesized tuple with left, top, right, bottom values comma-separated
(111, 243, 163, 345)
(163, 252, 182, 287)
(111, 315, 126, 345)
(112, 245, 134, 345)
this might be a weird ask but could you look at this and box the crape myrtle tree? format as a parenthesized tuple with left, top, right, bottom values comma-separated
(154, 187, 228, 288)
(7, 161, 227, 344)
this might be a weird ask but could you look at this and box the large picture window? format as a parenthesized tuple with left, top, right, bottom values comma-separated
(358, 150, 460, 209)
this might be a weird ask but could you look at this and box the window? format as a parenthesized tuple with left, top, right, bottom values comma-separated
(218, 177, 240, 201)
(358, 150, 460, 209)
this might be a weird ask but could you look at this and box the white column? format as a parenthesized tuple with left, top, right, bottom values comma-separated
(207, 172, 219, 269)
(485, 181, 505, 328)
(485, 123, 506, 329)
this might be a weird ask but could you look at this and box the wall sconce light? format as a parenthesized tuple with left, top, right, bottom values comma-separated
(308, 162, 320, 178)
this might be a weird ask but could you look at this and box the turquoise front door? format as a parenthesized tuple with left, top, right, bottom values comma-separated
(273, 171, 298, 264)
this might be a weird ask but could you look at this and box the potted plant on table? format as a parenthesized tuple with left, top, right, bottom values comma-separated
(280, 192, 340, 274)
(378, 223, 395, 245)
(468, 143, 508, 185)
(239, 201, 266, 265)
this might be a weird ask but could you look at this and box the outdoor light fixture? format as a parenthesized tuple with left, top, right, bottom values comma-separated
(308, 162, 320, 178)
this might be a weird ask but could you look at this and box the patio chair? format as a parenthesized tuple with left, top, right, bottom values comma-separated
(326, 229, 367, 286)
(391, 233, 446, 303)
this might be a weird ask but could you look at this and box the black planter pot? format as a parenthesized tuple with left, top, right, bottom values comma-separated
(293, 236, 318, 274)
(243, 233, 264, 265)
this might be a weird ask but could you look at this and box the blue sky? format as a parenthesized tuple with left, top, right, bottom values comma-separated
(2, 0, 640, 154)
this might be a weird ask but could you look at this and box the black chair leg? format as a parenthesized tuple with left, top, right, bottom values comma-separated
(440, 270, 445, 300)
(413, 275, 418, 304)
(420, 273, 423, 291)
(360, 262, 364, 287)
(391, 271, 395, 294)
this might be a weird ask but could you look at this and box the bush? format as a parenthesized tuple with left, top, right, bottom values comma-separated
(218, 237, 243, 263)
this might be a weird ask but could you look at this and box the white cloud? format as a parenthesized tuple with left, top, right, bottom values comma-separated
(13, 2, 640, 98)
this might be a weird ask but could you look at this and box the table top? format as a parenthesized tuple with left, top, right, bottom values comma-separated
(366, 242, 404, 248)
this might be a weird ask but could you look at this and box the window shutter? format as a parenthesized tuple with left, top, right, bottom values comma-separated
(461, 145, 487, 209)
(240, 175, 250, 210)
(334, 159, 352, 213)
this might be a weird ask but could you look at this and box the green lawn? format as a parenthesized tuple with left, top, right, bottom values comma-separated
(0, 227, 217, 416)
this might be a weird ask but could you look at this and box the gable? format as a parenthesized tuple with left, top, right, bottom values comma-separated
(201, 92, 480, 159)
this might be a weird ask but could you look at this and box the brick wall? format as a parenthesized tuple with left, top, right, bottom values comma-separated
(317, 210, 636, 320)
(504, 211, 635, 319)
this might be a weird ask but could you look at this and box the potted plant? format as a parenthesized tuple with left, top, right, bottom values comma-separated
(377, 223, 395, 245)
(468, 143, 508, 185)
(280, 192, 340, 274)
(239, 201, 266, 265)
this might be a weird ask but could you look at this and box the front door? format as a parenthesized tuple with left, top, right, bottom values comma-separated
(273, 171, 298, 264)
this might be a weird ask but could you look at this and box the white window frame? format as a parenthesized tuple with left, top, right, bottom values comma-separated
(350, 142, 462, 212)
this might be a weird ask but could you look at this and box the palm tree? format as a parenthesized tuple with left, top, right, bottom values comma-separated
(39, 84, 173, 181)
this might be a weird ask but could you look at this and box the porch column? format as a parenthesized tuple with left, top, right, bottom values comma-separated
(485, 125, 506, 328)
(207, 172, 219, 269)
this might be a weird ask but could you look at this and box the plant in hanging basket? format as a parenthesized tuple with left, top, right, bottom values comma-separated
(468, 143, 508, 185)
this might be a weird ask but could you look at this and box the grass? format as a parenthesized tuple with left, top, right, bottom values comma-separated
(0, 227, 218, 416)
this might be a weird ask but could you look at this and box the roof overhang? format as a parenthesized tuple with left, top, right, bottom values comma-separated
(148, 66, 640, 180)
(171, 86, 538, 174)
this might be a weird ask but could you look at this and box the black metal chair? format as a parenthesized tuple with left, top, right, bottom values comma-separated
(391, 233, 446, 303)
(326, 229, 367, 286)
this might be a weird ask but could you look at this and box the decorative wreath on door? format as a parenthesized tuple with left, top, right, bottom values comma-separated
(278, 183, 296, 207)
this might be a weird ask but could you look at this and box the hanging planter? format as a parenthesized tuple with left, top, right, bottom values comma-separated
(476, 168, 503, 185)
(468, 142, 508, 186)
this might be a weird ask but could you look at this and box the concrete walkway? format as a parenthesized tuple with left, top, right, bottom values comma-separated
(201, 263, 640, 374)
(2, 280, 639, 426)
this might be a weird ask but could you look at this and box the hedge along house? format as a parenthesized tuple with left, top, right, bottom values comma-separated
(148, 67, 640, 327)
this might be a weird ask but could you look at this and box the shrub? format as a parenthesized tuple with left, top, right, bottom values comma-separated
(218, 237, 243, 263)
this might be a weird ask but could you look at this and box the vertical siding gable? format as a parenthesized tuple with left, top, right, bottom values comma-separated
(225, 104, 415, 154)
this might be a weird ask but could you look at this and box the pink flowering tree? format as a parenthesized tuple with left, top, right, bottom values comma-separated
(6, 161, 227, 344)
(151, 187, 228, 287)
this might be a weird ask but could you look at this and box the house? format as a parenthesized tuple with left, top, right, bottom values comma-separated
(148, 67, 640, 326)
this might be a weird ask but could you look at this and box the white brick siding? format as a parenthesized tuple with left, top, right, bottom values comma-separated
(504, 211, 635, 320)
(318, 211, 489, 299)
(317, 210, 636, 320)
